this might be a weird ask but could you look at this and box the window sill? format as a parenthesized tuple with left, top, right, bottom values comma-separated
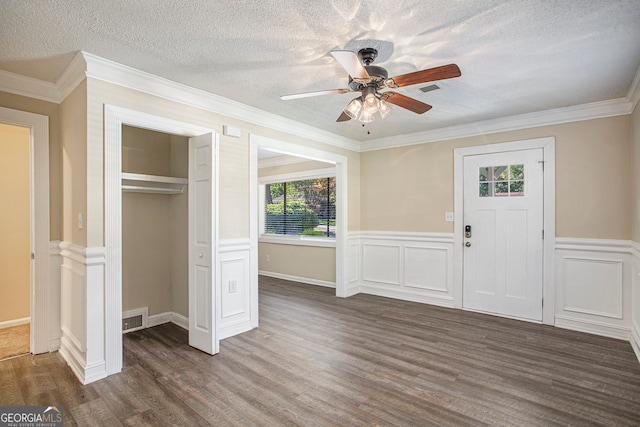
(259, 235, 336, 248)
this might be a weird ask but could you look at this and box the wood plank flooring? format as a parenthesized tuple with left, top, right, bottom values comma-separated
(2, 276, 640, 426)
(0, 323, 29, 360)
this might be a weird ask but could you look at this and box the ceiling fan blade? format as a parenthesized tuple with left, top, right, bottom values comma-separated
(386, 64, 461, 88)
(336, 111, 351, 122)
(281, 88, 351, 100)
(330, 50, 370, 79)
(382, 92, 432, 114)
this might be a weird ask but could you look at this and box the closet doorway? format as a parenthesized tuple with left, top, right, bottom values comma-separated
(121, 126, 190, 339)
(104, 105, 218, 376)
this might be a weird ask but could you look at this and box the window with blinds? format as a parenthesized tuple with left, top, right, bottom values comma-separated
(264, 177, 336, 237)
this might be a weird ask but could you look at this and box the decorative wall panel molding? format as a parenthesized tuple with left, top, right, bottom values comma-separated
(218, 239, 253, 340)
(59, 242, 107, 384)
(351, 232, 455, 307)
(554, 237, 632, 340)
(49, 241, 62, 351)
(632, 241, 640, 363)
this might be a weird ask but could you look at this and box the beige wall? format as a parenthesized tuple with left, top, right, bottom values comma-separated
(0, 91, 62, 241)
(87, 78, 360, 243)
(121, 127, 189, 317)
(60, 82, 88, 245)
(0, 124, 31, 322)
(361, 115, 633, 240)
(632, 103, 640, 243)
(258, 243, 336, 283)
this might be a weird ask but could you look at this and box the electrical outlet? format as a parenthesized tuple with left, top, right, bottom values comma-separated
(229, 280, 237, 293)
(77, 212, 84, 229)
(266, 255, 270, 262)
(445, 212, 454, 222)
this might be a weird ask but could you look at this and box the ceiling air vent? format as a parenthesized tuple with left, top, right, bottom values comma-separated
(419, 84, 440, 93)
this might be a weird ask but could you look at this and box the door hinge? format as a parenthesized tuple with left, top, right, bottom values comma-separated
(542, 298, 544, 308)
(31, 252, 35, 260)
(542, 230, 544, 239)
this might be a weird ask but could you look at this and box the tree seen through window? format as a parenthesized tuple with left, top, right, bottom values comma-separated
(264, 177, 336, 237)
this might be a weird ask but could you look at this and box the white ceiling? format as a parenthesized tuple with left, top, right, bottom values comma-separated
(1, 0, 639, 142)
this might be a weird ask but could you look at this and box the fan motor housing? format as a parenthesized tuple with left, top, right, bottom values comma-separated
(349, 65, 388, 90)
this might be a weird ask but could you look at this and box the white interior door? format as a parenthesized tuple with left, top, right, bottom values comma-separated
(188, 133, 217, 354)
(463, 148, 544, 321)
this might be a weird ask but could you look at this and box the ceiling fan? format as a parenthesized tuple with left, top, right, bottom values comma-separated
(281, 48, 461, 123)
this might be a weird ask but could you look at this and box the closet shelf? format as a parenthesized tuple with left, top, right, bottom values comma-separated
(121, 172, 187, 194)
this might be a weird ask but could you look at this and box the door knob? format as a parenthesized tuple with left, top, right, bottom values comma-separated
(465, 242, 471, 247)
(198, 252, 203, 258)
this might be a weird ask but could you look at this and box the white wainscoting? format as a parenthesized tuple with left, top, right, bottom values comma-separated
(49, 241, 62, 351)
(632, 241, 640, 362)
(58, 242, 107, 385)
(555, 238, 633, 340)
(350, 232, 455, 307)
(218, 239, 255, 340)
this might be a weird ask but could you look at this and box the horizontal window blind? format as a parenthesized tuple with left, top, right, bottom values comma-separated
(264, 177, 336, 237)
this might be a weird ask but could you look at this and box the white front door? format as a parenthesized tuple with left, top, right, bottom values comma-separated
(188, 133, 218, 354)
(463, 148, 544, 321)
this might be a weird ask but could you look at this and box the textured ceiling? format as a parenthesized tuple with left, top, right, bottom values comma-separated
(1, 0, 639, 142)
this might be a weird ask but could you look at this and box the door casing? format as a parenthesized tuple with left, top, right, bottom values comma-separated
(0, 107, 51, 354)
(104, 105, 217, 376)
(453, 137, 556, 325)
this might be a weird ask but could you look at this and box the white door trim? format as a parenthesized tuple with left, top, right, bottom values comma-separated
(249, 134, 349, 298)
(454, 137, 556, 324)
(0, 107, 51, 354)
(104, 105, 216, 376)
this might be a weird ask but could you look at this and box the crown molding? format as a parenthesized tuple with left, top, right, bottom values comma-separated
(2, 51, 639, 152)
(627, 64, 640, 112)
(359, 97, 633, 152)
(81, 52, 361, 152)
(57, 51, 87, 102)
(0, 69, 60, 103)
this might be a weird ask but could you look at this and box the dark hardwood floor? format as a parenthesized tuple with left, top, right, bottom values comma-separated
(2, 276, 640, 426)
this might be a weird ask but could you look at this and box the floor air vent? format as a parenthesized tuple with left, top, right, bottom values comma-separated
(122, 307, 148, 333)
(123, 315, 143, 331)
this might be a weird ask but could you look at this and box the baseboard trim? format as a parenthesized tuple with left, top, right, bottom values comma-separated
(258, 271, 336, 288)
(555, 314, 631, 341)
(58, 336, 85, 384)
(0, 317, 30, 329)
(59, 331, 107, 385)
(360, 285, 454, 308)
(632, 320, 640, 364)
(148, 312, 189, 330)
(171, 313, 189, 330)
(219, 320, 253, 340)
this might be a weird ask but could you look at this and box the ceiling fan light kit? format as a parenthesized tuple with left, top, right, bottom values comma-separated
(281, 47, 461, 126)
